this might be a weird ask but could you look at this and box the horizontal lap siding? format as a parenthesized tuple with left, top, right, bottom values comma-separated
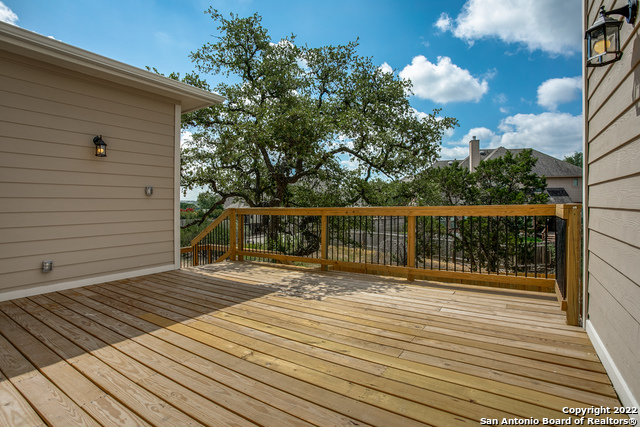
(585, 0, 640, 407)
(0, 51, 177, 294)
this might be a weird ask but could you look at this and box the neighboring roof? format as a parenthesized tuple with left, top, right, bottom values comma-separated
(545, 188, 572, 204)
(0, 22, 224, 113)
(444, 147, 582, 178)
(431, 160, 458, 169)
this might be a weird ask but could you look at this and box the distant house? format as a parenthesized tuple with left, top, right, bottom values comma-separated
(435, 137, 583, 203)
(0, 22, 224, 301)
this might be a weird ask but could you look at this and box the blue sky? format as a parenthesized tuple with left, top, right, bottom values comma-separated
(2, 0, 583, 198)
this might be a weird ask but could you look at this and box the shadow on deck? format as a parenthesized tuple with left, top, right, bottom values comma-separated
(0, 261, 625, 426)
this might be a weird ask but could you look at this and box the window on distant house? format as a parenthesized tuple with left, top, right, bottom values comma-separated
(573, 178, 579, 187)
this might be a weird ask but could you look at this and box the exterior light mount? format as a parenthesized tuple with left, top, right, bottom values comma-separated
(93, 135, 107, 157)
(585, 0, 637, 67)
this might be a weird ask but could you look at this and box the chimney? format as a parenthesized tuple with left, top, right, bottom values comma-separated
(469, 136, 480, 172)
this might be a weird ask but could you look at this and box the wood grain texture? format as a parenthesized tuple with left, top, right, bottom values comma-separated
(0, 265, 622, 426)
(235, 204, 557, 217)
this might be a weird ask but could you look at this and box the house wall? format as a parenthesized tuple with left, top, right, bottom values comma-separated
(584, 0, 640, 413)
(546, 177, 582, 203)
(0, 50, 179, 299)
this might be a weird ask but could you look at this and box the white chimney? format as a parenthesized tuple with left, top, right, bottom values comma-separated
(469, 136, 480, 172)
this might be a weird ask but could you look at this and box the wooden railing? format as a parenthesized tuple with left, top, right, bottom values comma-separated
(181, 204, 582, 325)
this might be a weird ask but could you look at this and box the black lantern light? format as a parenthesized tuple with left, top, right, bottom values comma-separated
(585, 0, 637, 67)
(93, 135, 107, 157)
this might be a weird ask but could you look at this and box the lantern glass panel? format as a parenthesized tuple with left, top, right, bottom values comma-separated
(589, 26, 605, 57)
(587, 22, 621, 66)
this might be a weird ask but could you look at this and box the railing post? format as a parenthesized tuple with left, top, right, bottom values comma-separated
(565, 205, 581, 326)
(192, 244, 199, 267)
(321, 215, 328, 271)
(238, 214, 244, 261)
(407, 215, 415, 281)
(230, 209, 237, 261)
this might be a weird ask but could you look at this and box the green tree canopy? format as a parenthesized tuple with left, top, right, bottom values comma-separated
(411, 150, 548, 275)
(563, 151, 583, 168)
(178, 8, 457, 217)
(419, 149, 548, 206)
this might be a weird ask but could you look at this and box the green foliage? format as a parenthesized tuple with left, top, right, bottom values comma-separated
(423, 149, 548, 206)
(177, 8, 457, 212)
(180, 221, 209, 247)
(412, 150, 549, 273)
(180, 191, 224, 246)
(196, 191, 224, 217)
(419, 161, 473, 206)
(472, 150, 548, 205)
(563, 151, 583, 168)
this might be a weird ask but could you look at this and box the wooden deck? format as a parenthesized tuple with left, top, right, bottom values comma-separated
(0, 262, 625, 426)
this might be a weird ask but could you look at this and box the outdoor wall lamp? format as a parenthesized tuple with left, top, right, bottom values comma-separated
(93, 135, 107, 157)
(585, 0, 637, 67)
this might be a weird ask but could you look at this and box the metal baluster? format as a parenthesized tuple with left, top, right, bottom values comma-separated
(534, 216, 538, 278)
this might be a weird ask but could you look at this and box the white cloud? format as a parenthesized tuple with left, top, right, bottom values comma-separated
(181, 185, 206, 201)
(498, 112, 583, 158)
(441, 113, 582, 160)
(379, 62, 393, 74)
(493, 93, 507, 103)
(435, 13, 453, 32)
(341, 158, 359, 170)
(399, 55, 488, 103)
(440, 127, 499, 159)
(537, 76, 582, 111)
(439, 145, 473, 160)
(440, 0, 581, 55)
(0, 1, 18, 25)
(180, 130, 193, 146)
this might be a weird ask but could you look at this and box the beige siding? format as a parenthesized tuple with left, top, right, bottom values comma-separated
(585, 0, 640, 410)
(0, 50, 178, 296)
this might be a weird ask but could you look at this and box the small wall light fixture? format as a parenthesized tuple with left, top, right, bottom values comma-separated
(42, 260, 53, 272)
(585, 0, 637, 67)
(93, 135, 107, 157)
(145, 186, 153, 196)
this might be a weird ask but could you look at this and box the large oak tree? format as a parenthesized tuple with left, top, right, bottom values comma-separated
(178, 8, 457, 219)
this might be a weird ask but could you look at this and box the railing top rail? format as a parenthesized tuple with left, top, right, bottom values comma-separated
(234, 204, 570, 217)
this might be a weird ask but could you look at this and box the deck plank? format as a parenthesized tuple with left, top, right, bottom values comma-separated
(0, 299, 207, 427)
(32, 292, 318, 427)
(0, 367, 46, 427)
(0, 317, 100, 427)
(57, 288, 372, 427)
(66, 287, 419, 427)
(0, 304, 150, 427)
(0, 263, 626, 426)
(109, 274, 612, 415)
(164, 271, 606, 371)
(93, 282, 464, 426)
(132, 273, 613, 393)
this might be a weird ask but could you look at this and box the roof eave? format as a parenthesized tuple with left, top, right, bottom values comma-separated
(0, 22, 225, 113)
